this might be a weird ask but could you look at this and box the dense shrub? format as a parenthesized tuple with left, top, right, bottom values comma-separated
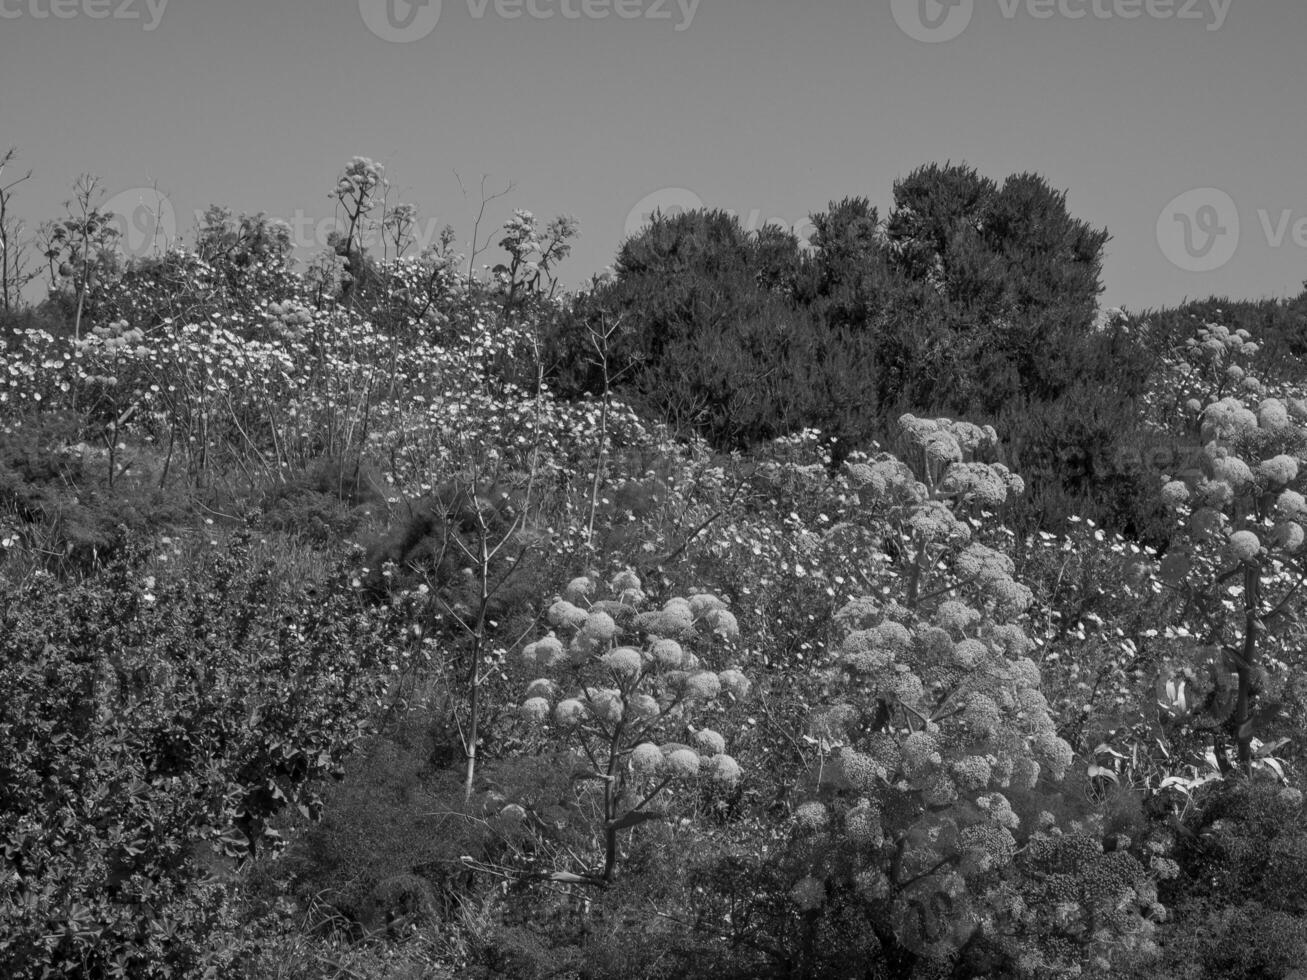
(550, 209, 881, 453)
(0, 412, 188, 574)
(1142, 780, 1307, 980)
(0, 536, 408, 977)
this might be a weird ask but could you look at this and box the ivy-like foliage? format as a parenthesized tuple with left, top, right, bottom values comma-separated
(786, 415, 1167, 977)
(485, 570, 750, 887)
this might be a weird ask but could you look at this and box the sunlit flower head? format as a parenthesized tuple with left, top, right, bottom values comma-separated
(794, 801, 830, 832)
(565, 575, 595, 602)
(581, 610, 618, 642)
(1272, 521, 1305, 553)
(524, 635, 566, 669)
(879, 665, 918, 700)
(684, 671, 722, 701)
(936, 600, 981, 633)
(717, 668, 751, 699)
(915, 626, 955, 661)
(872, 620, 912, 651)
(845, 801, 883, 845)
(1227, 530, 1262, 562)
(1211, 456, 1253, 490)
(628, 692, 660, 720)
(689, 593, 727, 617)
(639, 604, 694, 637)
(942, 462, 1008, 507)
(951, 638, 988, 670)
(1258, 398, 1290, 430)
(923, 430, 963, 465)
(705, 753, 741, 786)
(990, 623, 1034, 657)
(587, 688, 624, 723)
(631, 742, 664, 775)
(651, 638, 685, 669)
(525, 678, 556, 700)
(977, 791, 1020, 830)
(921, 771, 958, 806)
(554, 698, 586, 727)
(1198, 478, 1235, 509)
(548, 599, 590, 630)
(989, 578, 1034, 619)
(910, 500, 968, 543)
(702, 607, 740, 640)
(953, 755, 993, 791)
(1160, 480, 1190, 508)
(610, 569, 642, 593)
(1031, 733, 1073, 780)
(1277, 489, 1307, 522)
(1259, 455, 1299, 486)
(838, 748, 884, 792)
(961, 823, 1016, 872)
(666, 747, 702, 778)
(694, 728, 726, 756)
(1011, 657, 1042, 688)
(603, 647, 643, 678)
(902, 730, 941, 776)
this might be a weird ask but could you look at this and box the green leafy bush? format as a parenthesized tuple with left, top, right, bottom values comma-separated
(0, 536, 407, 977)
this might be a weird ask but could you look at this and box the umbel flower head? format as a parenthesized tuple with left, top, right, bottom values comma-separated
(630, 742, 664, 774)
(1260, 454, 1299, 486)
(1271, 521, 1305, 553)
(1227, 530, 1261, 563)
(602, 647, 643, 678)
(1160, 480, 1190, 508)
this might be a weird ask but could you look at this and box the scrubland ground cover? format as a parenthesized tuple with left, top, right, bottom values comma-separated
(2, 157, 1306, 978)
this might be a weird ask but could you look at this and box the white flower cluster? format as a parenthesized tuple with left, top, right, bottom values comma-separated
(1160, 329, 1307, 564)
(516, 569, 749, 789)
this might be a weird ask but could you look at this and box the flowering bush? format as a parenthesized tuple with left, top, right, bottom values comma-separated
(783, 415, 1167, 976)
(1147, 324, 1307, 775)
(485, 570, 750, 886)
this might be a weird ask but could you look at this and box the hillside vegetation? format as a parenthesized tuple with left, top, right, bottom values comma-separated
(2, 157, 1307, 979)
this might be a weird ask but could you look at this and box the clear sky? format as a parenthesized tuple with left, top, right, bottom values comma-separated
(1, 0, 1304, 311)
